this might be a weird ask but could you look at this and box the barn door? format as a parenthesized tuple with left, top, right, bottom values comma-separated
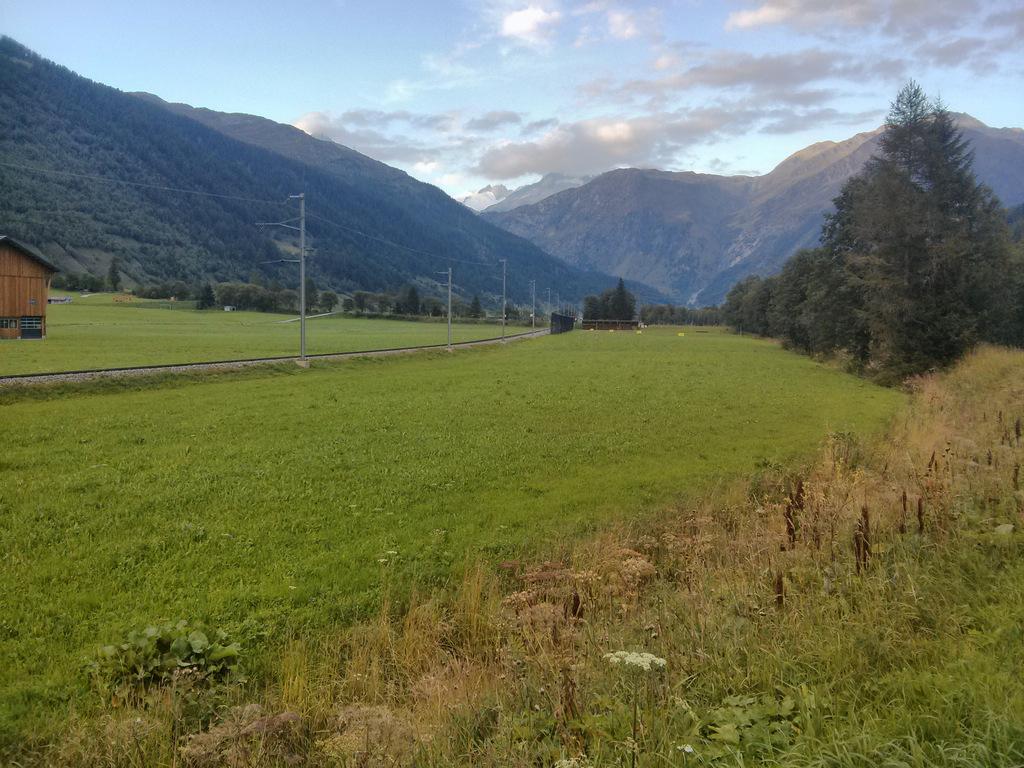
(20, 316, 42, 339)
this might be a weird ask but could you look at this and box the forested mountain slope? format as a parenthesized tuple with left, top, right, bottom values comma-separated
(0, 38, 646, 303)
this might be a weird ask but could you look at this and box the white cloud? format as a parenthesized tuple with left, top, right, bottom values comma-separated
(724, 0, 988, 37)
(473, 97, 888, 180)
(725, 4, 792, 30)
(501, 6, 563, 44)
(439, 172, 467, 189)
(653, 52, 681, 71)
(607, 10, 639, 39)
(384, 79, 414, 103)
(594, 121, 635, 142)
(583, 48, 907, 107)
(466, 111, 524, 131)
(293, 110, 455, 165)
(474, 115, 687, 178)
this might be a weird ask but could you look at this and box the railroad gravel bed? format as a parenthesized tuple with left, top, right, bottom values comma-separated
(0, 328, 549, 387)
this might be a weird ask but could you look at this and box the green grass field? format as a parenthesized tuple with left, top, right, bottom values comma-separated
(0, 327, 903, 743)
(0, 294, 532, 375)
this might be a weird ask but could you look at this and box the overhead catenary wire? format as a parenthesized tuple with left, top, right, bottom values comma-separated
(305, 211, 499, 268)
(1, 161, 541, 307)
(1, 161, 504, 271)
(0, 160, 290, 206)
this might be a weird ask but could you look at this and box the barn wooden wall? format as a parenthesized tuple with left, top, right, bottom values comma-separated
(0, 243, 52, 339)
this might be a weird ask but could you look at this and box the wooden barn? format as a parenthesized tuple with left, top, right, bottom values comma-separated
(0, 236, 58, 340)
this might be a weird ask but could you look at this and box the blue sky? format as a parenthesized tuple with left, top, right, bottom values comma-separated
(4, 0, 1023, 198)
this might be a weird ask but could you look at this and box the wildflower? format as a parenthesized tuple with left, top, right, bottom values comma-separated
(603, 650, 666, 672)
(554, 759, 591, 768)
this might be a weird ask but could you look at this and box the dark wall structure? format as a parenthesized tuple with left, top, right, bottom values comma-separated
(550, 312, 575, 334)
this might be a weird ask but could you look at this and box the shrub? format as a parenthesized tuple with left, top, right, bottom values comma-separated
(88, 620, 241, 692)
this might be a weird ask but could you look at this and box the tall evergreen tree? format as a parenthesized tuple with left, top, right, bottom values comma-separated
(609, 278, 636, 321)
(583, 279, 637, 321)
(107, 257, 121, 292)
(304, 277, 318, 313)
(397, 284, 420, 315)
(813, 82, 1012, 378)
(469, 295, 482, 318)
(196, 283, 216, 309)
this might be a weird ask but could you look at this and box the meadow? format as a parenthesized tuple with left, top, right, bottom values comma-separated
(0, 327, 902, 751)
(0, 294, 532, 375)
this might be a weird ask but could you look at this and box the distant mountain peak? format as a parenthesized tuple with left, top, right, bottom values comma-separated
(484, 114, 1024, 306)
(482, 173, 593, 213)
(460, 184, 511, 211)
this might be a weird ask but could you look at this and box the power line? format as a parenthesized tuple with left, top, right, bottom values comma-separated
(0, 161, 507, 271)
(1, 161, 531, 300)
(306, 211, 498, 268)
(0, 160, 289, 205)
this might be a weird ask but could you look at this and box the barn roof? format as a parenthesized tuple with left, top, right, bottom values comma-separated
(0, 235, 59, 273)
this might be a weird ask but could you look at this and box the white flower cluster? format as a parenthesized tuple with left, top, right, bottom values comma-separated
(603, 650, 667, 672)
(554, 758, 592, 768)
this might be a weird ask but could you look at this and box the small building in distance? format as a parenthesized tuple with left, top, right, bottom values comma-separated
(581, 318, 639, 331)
(0, 236, 59, 340)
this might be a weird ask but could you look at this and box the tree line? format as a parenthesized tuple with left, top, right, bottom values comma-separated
(722, 82, 1023, 382)
(52, 270, 517, 321)
(583, 279, 637, 321)
(640, 304, 722, 326)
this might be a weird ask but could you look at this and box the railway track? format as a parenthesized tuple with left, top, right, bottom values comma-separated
(0, 328, 549, 387)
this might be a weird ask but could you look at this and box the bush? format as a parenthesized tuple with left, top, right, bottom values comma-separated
(88, 620, 241, 692)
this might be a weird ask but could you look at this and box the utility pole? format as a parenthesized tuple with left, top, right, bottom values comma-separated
(546, 288, 551, 321)
(500, 258, 507, 342)
(530, 279, 536, 329)
(438, 267, 453, 350)
(294, 193, 306, 364)
(256, 193, 307, 366)
(556, 291, 560, 316)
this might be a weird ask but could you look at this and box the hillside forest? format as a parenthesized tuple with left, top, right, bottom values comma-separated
(723, 83, 1024, 381)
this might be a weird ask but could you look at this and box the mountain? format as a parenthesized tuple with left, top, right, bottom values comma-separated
(459, 184, 511, 211)
(484, 173, 592, 213)
(0, 38, 656, 305)
(457, 174, 593, 214)
(484, 116, 1024, 305)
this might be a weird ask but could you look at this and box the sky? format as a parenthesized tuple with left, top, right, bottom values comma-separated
(4, 0, 1023, 199)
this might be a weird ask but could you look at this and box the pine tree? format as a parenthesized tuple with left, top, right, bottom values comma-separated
(469, 295, 482, 318)
(107, 257, 121, 292)
(610, 278, 635, 320)
(304, 277, 318, 313)
(815, 82, 1013, 378)
(398, 285, 420, 315)
(196, 283, 216, 309)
